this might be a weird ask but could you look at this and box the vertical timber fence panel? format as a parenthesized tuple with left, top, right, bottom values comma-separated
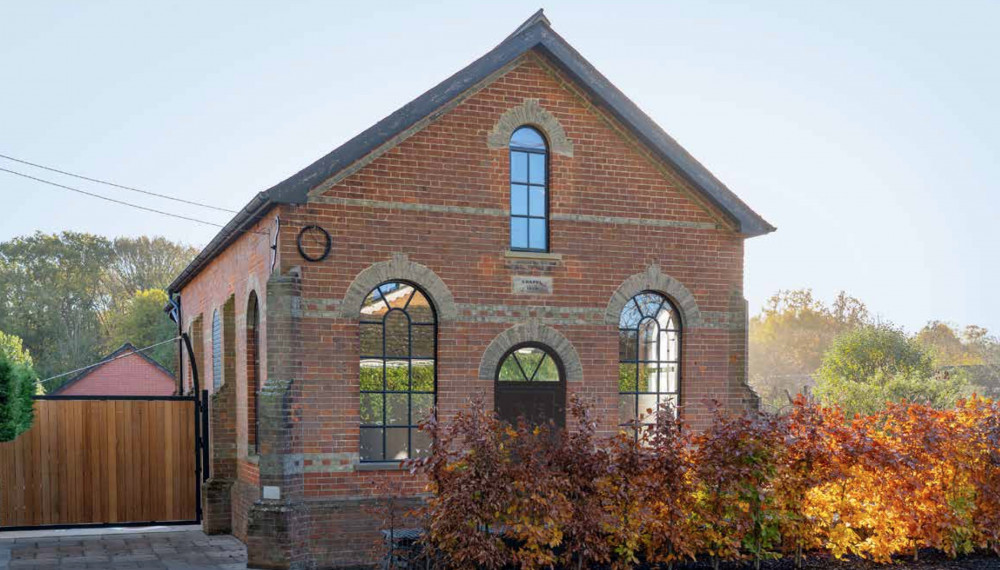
(0, 396, 198, 529)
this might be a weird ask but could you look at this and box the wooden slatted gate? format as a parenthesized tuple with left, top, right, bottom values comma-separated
(0, 395, 201, 529)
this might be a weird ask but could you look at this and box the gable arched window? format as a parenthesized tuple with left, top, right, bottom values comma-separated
(509, 126, 548, 252)
(359, 281, 436, 462)
(211, 309, 223, 391)
(618, 291, 681, 436)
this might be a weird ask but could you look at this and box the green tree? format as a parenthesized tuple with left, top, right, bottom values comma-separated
(0, 232, 114, 379)
(104, 289, 177, 372)
(749, 290, 869, 410)
(814, 325, 970, 417)
(0, 350, 37, 441)
(0, 329, 33, 367)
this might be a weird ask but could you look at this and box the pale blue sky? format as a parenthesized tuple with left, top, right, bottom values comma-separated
(1, 1, 997, 332)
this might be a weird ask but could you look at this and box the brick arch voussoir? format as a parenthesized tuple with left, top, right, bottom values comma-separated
(478, 320, 583, 382)
(605, 264, 703, 328)
(338, 253, 457, 321)
(486, 99, 574, 157)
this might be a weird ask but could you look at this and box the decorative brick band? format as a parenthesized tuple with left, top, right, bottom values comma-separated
(311, 195, 717, 230)
(338, 253, 458, 321)
(478, 320, 583, 382)
(605, 263, 703, 328)
(486, 99, 574, 156)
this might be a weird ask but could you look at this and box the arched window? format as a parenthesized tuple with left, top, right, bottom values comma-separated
(618, 291, 681, 435)
(359, 281, 436, 462)
(495, 343, 566, 428)
(211, 309, 223, 391)
(509, 126, 548, 252)
(246, 292, 260, 454)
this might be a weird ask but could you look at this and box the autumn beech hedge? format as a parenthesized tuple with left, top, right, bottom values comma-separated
(404, 396, 1000, 569)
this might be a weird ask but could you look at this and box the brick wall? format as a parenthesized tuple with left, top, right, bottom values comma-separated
(179, 51, 758, 568)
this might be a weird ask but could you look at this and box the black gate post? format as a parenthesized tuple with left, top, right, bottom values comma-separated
(181, 332, 204, 522)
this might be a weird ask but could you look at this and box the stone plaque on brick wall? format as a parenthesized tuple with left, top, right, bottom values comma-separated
(512, 276, 553, 295)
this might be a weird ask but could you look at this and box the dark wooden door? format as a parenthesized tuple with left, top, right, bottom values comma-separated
(496, 383, 565, 428)
(494, 344, 566, 428)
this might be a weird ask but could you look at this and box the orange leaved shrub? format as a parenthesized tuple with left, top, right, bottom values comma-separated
(406, 395, 1000, 569)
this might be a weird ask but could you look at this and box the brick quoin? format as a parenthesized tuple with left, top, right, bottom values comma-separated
(169, 12, 773, 569)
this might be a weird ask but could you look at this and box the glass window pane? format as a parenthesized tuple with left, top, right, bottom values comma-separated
(412, 429, 432, 459)
(411, 360, 434, 392)
(619, 363, 637, 392)
(360, 393, 383, 425)
(658, 394, 679, 417)
(511, 218, 528, 249)
(412, 394, 434, 424)
(638, 394, 658, 423)
(386, 361, 409, 391)
(529, 187, 545, 217)
(386, 428, 409, 461)
(619, 302, 642, 329)
(412, 324, 434, 358)
(619, 395, 636, 425)
(510, 127, 546, 149)
(533, 354, 559, 382)
(407, 290, 434, 324)
(528, 219, 546, 250)
(638, 363, 661, 393)
(387, 394, 408, 426)
(360, 323, 383, 357)
(511, 184, 529, 216)
(660, 329, 680, 361)
(360, 360, 383, 391)
(511, 152, 528, 183)
(361, 288, 388, 318)
(384, 311, 410, 357)
(529, 153, 545, 184)
(360, 428, 383, 462)
(498, 354, 524, 382)
(663, 363, 679, 394)
(619, 330, 638, 361)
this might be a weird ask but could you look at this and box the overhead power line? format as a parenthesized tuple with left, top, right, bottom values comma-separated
(38, 337, 181, 386)
(0, 153, 237, 213)
(0, 167, 227, 228)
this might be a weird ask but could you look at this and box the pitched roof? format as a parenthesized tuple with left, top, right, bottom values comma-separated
(169, 10, 774, 293)
(51, 342, 175, 394)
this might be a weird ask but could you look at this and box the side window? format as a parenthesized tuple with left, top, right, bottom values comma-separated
(359, 281, 436, 462)
(509, 126, 548, 252)
(212, 309, 223, 391)
(618, 291, 681, 437)
(246, 293, 260, 454)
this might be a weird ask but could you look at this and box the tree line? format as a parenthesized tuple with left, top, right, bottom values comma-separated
(750, 289, 1000, 415)
(0, 232, 196, 393)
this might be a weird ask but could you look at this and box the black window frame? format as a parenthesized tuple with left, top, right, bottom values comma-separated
(358, 280, 438, 463)
(509, 126, 550, 253)
(617, 290, 683, 438)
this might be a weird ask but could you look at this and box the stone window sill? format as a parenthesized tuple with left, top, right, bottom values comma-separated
(354, 461, 408, 472)
(504, 250, 563, 262)
(245, 454, 260, 465)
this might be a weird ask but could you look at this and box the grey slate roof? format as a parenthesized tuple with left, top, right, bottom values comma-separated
(169, 10, 775, 294)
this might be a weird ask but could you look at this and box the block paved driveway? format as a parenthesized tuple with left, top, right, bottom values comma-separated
(0, 528, 247, 569)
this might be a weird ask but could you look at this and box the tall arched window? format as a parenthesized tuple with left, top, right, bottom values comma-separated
(246, 292, 260, 454)
(618, 291, 681, 435)
(211, 309, 223, 391)
(509, 126, 548, 252)
(359, 281, 436, 462)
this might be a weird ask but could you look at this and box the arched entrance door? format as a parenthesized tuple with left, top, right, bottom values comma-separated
(495, 343, 566, 428)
